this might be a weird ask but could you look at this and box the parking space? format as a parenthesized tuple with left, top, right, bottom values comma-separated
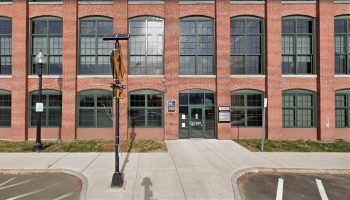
(0, 173, 81, 200)
(238, 173, 350, 200)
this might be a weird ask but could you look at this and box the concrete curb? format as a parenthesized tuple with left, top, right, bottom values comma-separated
(0, 169, 88, 200)
(231, 168, 350, 200)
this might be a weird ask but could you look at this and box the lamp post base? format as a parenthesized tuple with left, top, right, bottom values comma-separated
(33, 142, 43, 152)
(111, 172, 124, 188)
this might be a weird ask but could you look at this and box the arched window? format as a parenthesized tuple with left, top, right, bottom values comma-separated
(179, 16, 215, 75)
(0, 17, 12, 75)
(282, 16, 315, 74)
(231, 90, 264, 127)
(282, 90, 315, 128)
(79, 17, 113, 75)
(128, 90, 163, 128)
(78, 90, 112, 127)
(335, 90, 350, 128)
(129, 16, 164, 75)
(335, 16, 350, 74)
(29, 90, 62, 127)
(30, 17, 62, 75)
(230, 16, 264, 75)
(0, 90, 11, 127)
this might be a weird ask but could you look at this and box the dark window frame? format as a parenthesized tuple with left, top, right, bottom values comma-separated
(0, 90, 11, 127)
(179, 16, 215, 75)
(335, 90, 350, 128)
(78, 16, 114, 75)
(29, 16, 63, 75)
(128, 16, 164, 75)
(335, 16, 350, 74)
(230, 16, 265, 75)
(0, 17, 12, 75)
(282, 16, 316, 75)
(128, 90, 163, 128)
(230, 90, 264, 127)
(29, 90, 62, 127)
(282, 90, 316, 128)
(78, 90, 113, 128)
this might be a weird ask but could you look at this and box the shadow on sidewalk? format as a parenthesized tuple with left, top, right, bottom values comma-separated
(121, 119, 136, 173)
(141, 177, 154, 200)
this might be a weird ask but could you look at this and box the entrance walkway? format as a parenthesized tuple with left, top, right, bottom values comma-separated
(0, 140, 348, 200)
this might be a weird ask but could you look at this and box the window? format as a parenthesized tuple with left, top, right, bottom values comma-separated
(78, 90, 112, 127)
(180, 16, 215, 75)
(231, 16, 264, 75)
(335, 90, 350, 128)
(0, 0, 12, 2)
(79, 0, 111, 2)
(29, 0, 62, 2)
(231, 90, 263, 127)
(29, 90, 62, 127)
(335, 16, 350, 74)
(282, 16, 315, 74)
(0, 17, 11, 75)
(0, 91, 11, 127)
(282, 90, 315, 128)
(30, 17, 62, 75)
(129, 90, 163, 128)
(129, 16, 164, 75)
(79, 17, 113, 75)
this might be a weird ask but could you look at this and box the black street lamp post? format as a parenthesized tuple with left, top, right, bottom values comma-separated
(33, 50, 46, 152)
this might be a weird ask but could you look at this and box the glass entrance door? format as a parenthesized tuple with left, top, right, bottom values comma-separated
(179, 90, 216, 139)
(189, 107, 203, 138)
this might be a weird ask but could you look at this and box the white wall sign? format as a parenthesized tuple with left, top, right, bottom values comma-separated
(35, 103, 44, 112)
(218, 106, 230, 123)
(167, 100, 176, 112)
(264, 98, 268, 108)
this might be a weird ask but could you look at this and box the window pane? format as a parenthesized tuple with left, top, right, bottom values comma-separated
(0, 108, 10, 127)
(246, 20, 261, 34)
(335, 35, 345, 54)
(231, 20, 245, 34)
(231, 109, 245, 126)
(282, 36, 294, 54)
(205, 93, 214, 105)
(49, 21, 62, 34)
(179, 56, 196, 74)
(0, 20, 11, 34)
(336, 109, 347, 128)
(297, 36, 311, 54)
(231, 94, 244, 107)
(297, 56, 312, 74)
(80, 21, 96, 35)
(231, 56, 245, 74)
(246, 56, 261, 74)
(32, 20, 48, 34)
(247, 109, 262, 126)
(282, 56, 295, 74)
(283, 109, 295, 127)
(48, 109, 61, 126)
(282, 19, 295, 34)
(97, 21, 113, 35)
(179, 93, 188, 105)
(97, 95, 112, 107)
(130, 94, 145, 107)
(79, 109, 95, 127)
(335, 19, 347, 33)
(297, 19, 312, 34)
(97, 109, 113, 127)
(147, 109, 162, 127)
(247, 94, 262, 107)
(49, 95, 62, 106)
(80, 95, 94, 107)
(196, 56, 213, 74)
(296, 109, 313, 127)
(189, 93, 204, 105)
(147, 94, 162, 107)
(129, 109, 145, 127)
(336, 94, 346, 107)
(232, 36, 245, 54)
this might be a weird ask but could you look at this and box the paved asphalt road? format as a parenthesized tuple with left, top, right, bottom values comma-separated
(0, 173, 81, 200)
(238, 173, 350, 200)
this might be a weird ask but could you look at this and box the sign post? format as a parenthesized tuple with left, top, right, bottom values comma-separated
(103, 34, 129, 188)
(261, 98, 267, 151)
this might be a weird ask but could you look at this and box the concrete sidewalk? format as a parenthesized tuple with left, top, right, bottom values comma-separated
(0, 140, 349, 200)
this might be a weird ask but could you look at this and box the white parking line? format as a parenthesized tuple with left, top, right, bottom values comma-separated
(316, 179, 329, 200)
(5, 183, 58, 200)
(0, 178, 16, 187)
(52, 192, 74, 200)
(276, 178, 284, 200)
(0, 180, 30, 191)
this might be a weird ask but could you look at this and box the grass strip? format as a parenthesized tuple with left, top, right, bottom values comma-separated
(234, 139, 350, 152)
(0, 140, 167, 153)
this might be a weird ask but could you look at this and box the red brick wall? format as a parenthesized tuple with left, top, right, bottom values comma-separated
(0, 1, 350, 141)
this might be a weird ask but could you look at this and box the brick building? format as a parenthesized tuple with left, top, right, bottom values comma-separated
(0, 0, 350, 141)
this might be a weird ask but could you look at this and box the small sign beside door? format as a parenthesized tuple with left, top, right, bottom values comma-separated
(35, 103, 44, 112)
(167, 99, 176, 112)
(218, 106, 230, 123)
